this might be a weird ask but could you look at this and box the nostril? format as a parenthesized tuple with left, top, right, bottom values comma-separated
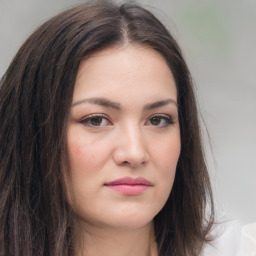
(121, 160, 147, 167)
(122, 161, 129, 166)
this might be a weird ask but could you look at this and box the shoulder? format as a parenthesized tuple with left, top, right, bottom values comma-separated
(241, 222, 256, 256)
(203, 220, 256, 256)
(203, 220, 242, 256)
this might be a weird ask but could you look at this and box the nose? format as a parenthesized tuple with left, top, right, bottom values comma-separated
(112, 124, 149, 167)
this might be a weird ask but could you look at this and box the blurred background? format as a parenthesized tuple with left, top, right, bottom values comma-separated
(0, 0, 255, 225)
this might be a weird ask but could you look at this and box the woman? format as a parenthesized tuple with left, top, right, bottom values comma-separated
(0, 1, 214, 255)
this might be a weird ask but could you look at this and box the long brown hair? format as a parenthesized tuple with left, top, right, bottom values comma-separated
(0, 1, 214, 255)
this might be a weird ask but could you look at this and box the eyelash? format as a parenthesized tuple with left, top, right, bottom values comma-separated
(80, 114, 111, 127)
(146, 114, 174, 128)
(79, 114, 174, 128)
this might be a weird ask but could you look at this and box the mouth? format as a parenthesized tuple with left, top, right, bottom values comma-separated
(104, 176, 152, 195)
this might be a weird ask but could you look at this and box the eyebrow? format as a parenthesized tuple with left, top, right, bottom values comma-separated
(72, 97, 177, 110)
(143, 99, 177, 110)
(72, 97, 121, 110)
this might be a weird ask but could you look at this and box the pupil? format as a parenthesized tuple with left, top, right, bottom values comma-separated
(91, 117, 102, 126)
(151, 116, 161, 125)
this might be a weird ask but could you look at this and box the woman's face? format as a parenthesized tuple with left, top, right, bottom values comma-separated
(67, 45, 180, 231)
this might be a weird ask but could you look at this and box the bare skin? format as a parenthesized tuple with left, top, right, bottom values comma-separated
(67, 45, 180, 256)
(74, 221, 158, 256)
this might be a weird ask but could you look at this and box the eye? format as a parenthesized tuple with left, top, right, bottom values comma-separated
(146, 115, 174, 127)
(80, 114, 111, 127)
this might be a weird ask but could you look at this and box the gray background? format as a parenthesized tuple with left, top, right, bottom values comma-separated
(0, 0, 255, 225)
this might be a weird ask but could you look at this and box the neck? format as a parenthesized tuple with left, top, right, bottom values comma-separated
(74, 221, 158, 256)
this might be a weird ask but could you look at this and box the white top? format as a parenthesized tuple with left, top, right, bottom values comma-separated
(203, 221, 256, 256)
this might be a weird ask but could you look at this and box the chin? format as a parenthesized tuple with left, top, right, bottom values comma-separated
(99, 208, 159, 230)
(104, 217, 154, 231)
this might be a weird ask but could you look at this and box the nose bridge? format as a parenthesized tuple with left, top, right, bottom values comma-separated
(113, 121, 149, 166)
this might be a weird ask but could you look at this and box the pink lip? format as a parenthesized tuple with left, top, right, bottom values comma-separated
(104, 177, 152, 195)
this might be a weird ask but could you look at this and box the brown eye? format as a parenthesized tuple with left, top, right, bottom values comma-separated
(80, 115, 111, 127)
(146, 115, 174, 127)
(90, 116, 103, 126)
(150, 116, 161, 126)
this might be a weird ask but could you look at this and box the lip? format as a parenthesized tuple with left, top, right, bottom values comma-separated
(104, 176, 152, 195)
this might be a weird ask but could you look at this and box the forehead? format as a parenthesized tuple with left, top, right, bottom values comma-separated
(73, 45, 177, 104)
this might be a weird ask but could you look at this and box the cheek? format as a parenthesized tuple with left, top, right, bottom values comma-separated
(69, 142, 95, 170)
(151, 133, 181, 172)
(67, 130, 107, 173)
(150, 132, 180, 195)
(66, 130, 108, 208)
(68, 140, 94, 172)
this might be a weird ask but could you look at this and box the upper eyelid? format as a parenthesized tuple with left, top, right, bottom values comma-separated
(80, 114, 112, 124)
(79, 113, 174, 120)
(80, 113, 109, 120)
(80, 113, 172, 118)
(147, 113, 174, 120)
(78, 111, 177, 122)
(148, 113, 171, 117)
(79, 114, 112, 129)
(147, 114, 175, 125)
